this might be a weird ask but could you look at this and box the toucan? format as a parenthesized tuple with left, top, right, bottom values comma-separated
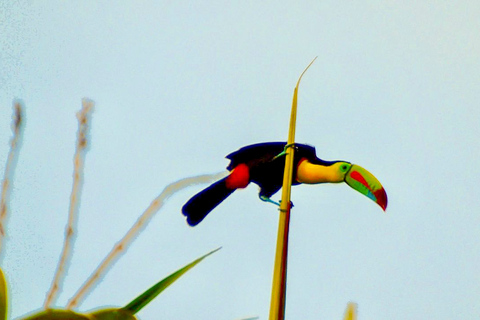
(182, 142, 387, 226)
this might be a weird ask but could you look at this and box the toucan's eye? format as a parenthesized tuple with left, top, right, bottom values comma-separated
(341, 164, 348, 171)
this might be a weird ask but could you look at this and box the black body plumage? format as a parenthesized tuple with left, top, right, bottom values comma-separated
(182, 142, 335, 226)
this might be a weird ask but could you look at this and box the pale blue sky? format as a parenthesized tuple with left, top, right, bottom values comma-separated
(1, 1, 479, 319)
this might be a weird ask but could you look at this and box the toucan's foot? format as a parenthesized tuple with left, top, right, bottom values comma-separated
(259, 195, 280, 206)
(272, 143, 297, 160)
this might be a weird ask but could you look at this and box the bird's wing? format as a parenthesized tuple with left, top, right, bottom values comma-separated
(225, 142, 287, 170)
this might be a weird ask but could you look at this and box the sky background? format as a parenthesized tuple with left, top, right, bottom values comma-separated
(1, 1, 479, 319)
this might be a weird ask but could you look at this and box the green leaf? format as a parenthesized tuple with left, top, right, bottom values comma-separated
(123, 247, 220, 314)
(20, 308, 136, 320)
(19, 309, 91, 320)
(89, 308, 137, 320)
(0, 268, 7, 320)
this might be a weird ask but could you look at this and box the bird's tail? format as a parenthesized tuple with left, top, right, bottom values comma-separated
(182, 177, 235, 226)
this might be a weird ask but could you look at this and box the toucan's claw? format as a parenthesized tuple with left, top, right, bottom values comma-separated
(259, 195, 280, 206)
(272, 143, 297, 161)
(259, 195, 295, 209)
(272, 150, 287, 160)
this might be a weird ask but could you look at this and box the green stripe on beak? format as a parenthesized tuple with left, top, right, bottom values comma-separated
(344, 164, 388, 211)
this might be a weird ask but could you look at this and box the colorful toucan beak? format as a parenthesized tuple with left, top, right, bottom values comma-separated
(344, 164, 388, 211)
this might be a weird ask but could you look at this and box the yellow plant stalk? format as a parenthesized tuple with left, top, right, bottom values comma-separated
(268, 57, 316, 320)
(343, 302, 357, 320)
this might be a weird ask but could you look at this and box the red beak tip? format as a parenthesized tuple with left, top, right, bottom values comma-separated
(373, 188, 388, 212)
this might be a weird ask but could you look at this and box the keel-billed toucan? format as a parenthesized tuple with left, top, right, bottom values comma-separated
(182, 142, 387, 226)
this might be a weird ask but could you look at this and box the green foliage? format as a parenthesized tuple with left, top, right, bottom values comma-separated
(123, 247, 221, 315)
(20, 309, 135, 320)
(0, 269, 7, 320)
(15, 248, 219, 320)
(89, 308, 136, 320)
(19, 309, 91, 320)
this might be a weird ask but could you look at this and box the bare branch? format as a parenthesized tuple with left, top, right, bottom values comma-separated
(0, 101, 25, 257)
(66, 172, 226, 309)
(44, 99, 94, 308)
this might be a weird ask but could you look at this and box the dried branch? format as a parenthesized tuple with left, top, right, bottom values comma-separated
(0, 101, 24, 257)
(66, 172, 226, 309)
(44, 99, 94, 308)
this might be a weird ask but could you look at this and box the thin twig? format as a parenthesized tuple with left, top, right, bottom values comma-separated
(66, 172, 226, 309)
(44, 99, 94, 308)
(0, 101, 24, 257)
